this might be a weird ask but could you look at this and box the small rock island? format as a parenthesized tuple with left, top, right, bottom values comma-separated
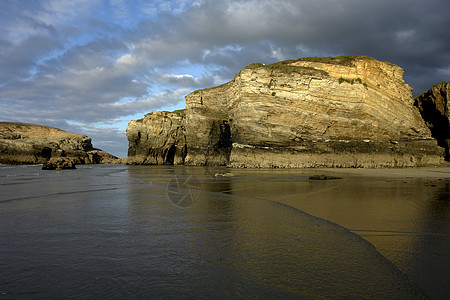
(127, 55, 446, 168)
(0, 122, 118, 167)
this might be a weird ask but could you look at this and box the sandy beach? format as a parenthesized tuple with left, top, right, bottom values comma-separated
(205, 165, 450, 299)
(1, 164, 448, 299)
(322, 164, 450, 178)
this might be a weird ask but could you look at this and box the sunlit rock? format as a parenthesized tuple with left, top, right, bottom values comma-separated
(127, 56, 444, 168)
(0, 122, 119, 165)
(42, 157, 76, 170)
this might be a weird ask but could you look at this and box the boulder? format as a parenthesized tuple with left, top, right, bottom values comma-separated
(42, 157, 77, 170)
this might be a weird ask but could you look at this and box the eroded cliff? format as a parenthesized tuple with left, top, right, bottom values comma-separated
(0, 122, 119, 165)
(127, 56, 444, 168)
(127, 111, 187, 165)
(414, 81, 450, 160)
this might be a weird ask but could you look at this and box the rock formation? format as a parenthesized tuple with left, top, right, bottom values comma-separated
(0, 122, 119, 165)
(42, 157, 77, 170)
(414, 81, 450, 160)
(127, 56, 444, 168)
(127, 111, 187, 165)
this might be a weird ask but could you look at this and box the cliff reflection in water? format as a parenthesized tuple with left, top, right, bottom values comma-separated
(165, 167, 449, 300)
(126, 166, 429, 298)
(1, 165, 447, 299)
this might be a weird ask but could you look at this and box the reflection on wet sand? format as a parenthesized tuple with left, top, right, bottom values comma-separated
(2, 164, 445, 298)
(129, 166, 450, 299)
(205, 168, 450, 300)
(126, 166, 429, 298)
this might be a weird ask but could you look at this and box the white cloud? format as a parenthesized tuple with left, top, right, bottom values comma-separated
(164, 74, 194, 80)
(37, 0, 100, 26)
(110, 0, 130, 21)
(139, 0, 198, 17)
(117, 53, 137, 66)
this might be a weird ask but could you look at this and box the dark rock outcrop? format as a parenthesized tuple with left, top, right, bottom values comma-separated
(309, 175, 342, 180)
(0, 122, 120, 165)
(414, 81, 450, 160)
(42, 157, 77, 170)
(127, 56, 444, 168)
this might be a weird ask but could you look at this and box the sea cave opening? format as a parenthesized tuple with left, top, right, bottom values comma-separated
(165, 145, 176, 165)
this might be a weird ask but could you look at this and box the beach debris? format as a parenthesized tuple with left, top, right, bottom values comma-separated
(215, 172, 235, 177)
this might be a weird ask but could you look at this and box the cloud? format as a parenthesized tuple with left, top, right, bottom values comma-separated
(98, 89, 191, 117)
(0, 0, 449, 157)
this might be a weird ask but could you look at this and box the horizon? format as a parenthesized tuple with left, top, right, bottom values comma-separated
(1, 0, 449, 158)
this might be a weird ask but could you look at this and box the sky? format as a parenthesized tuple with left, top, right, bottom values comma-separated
(1, 0, 449, 158)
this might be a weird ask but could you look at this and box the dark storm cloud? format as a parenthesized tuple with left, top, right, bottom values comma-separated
(133, 0, 449, 93)
(180, 0, 449, 93)
(0, 0, 449, 157)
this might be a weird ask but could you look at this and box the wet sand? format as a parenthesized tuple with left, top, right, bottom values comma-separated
(323, 165, 450, 178)
(319, 166, 450, 299)
(209, 166, 450, 299)
(1, 164, 435, 299)
(1, 164, 448, 298)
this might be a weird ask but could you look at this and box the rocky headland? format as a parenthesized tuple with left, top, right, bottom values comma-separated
(0, 122, 119, 166)
(414, 81, 450, 160)
(127, 56, 445, 168)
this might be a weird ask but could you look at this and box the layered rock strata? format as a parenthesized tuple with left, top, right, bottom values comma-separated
(127, 111, 187, 165)
(127, 56, 444, 168)
(414, 81, 450, 160)
(0, 122, 119, 165)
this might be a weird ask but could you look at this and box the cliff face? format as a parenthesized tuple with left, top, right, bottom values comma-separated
(414, 81, 450, 160)
(126, 111, 187, 165)
(127, 56, 444, 168)
(0, 122, 118, 165)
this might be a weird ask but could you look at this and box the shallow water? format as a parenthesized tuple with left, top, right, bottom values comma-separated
(0, 164, 448, 299)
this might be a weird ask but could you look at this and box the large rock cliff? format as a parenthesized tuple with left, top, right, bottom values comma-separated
(414, 81, 450, 160)
(0, 122, 119, 165)
(127, 111, 187, 165)
(127, 56, 444, 168)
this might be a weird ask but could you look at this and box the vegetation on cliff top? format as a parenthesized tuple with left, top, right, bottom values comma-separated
(243, 62, 329, 77)
(140, 109, 187, 121)
(243, 55, 375, 76)
(296, 55, 398, 68)
(174, 109, 187, 119)
(192, 82, 228, 94)
(190, 56, 382, 95)
(246, 55, 369, 69)
(297, 55, 366, 66)
(0, 122, 67, 133)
